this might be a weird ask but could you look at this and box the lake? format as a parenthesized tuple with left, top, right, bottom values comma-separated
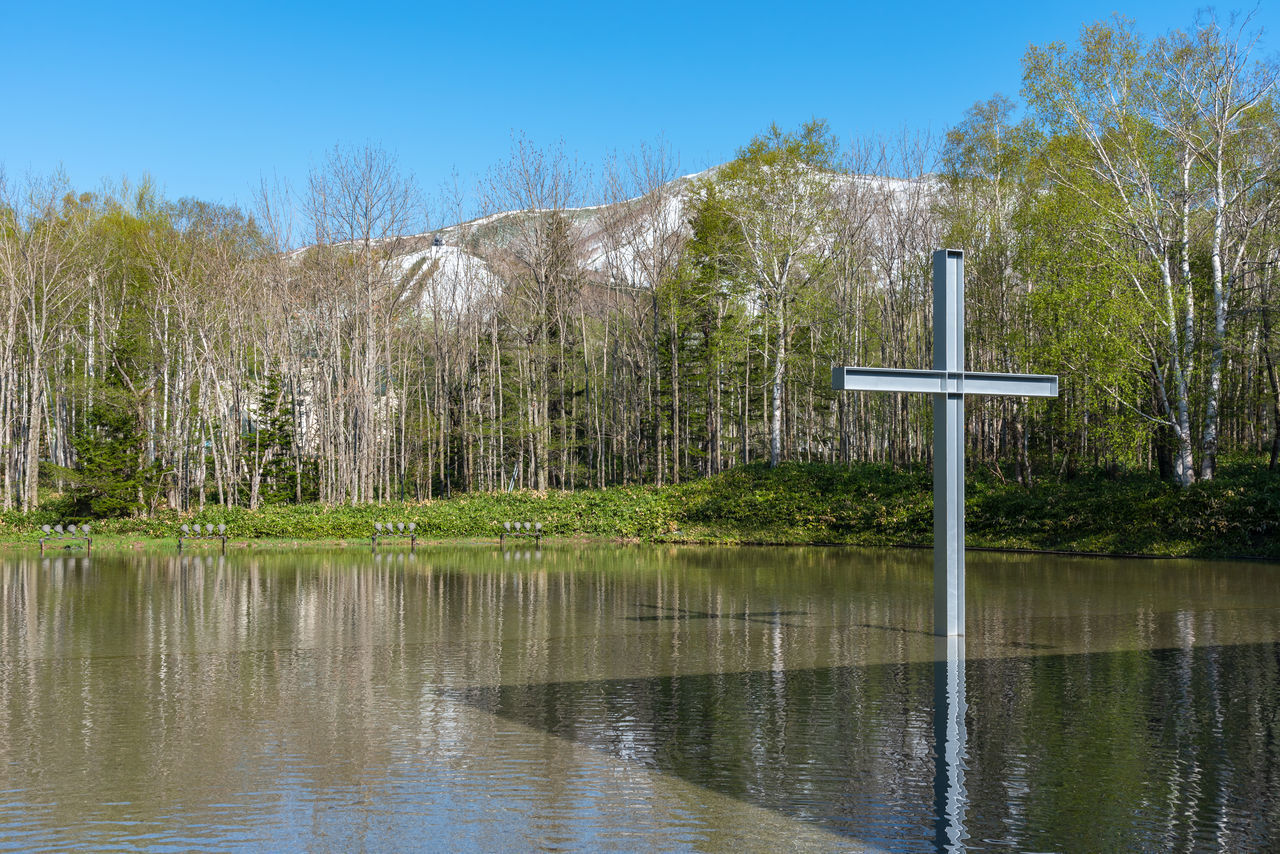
(0, 544, 1277, 852)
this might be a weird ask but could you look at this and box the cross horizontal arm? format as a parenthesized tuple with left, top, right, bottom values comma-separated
(832, 366, 1058, 397)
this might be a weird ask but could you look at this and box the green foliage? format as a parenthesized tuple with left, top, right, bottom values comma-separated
(727, 118, 840, 175)
(683, 461, 1280, 557)
(52, 397, 152, 519)
(251, 373, 311, 504)
(1019, 173, 1158, 465)
(6, 462, 1277, 559)
(965, 460, 1280, 557)
(670, 462, 932, 544)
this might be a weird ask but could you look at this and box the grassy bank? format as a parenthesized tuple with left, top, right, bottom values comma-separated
(1, 461, 1277, 559)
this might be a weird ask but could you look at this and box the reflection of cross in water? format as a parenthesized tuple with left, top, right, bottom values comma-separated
(632, 603, 811, 627)
(934, 636, 968, 851)
(852, 622, 1056, 651)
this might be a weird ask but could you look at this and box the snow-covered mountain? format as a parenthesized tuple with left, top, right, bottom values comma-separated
(297, 167, 939, 313)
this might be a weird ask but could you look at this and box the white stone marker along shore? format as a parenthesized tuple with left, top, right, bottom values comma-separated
(834, 249, 1059, 636)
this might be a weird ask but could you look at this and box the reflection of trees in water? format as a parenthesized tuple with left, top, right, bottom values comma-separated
(462, 663, 940, 848)
(462, 643, 1280, 848)
(964, 641, 1280, 850)
(0, 548, 927, 808)
(0, 548, 1278, 848)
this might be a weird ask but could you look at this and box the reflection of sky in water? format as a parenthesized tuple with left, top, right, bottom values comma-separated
(0, 546, 1277, 851)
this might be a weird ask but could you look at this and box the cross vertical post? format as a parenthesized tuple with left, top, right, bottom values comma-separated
(933, 250, 964, 637)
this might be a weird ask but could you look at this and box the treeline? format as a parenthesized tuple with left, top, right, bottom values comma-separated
(2, 14, 1279, 517)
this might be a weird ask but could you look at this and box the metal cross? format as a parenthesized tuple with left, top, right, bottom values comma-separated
(833, 249, 1058, 636)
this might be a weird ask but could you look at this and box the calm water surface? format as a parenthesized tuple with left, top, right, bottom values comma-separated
(1, 544, 1278, 852)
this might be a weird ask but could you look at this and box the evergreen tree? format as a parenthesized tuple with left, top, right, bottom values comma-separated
(60, 394, 151, 518)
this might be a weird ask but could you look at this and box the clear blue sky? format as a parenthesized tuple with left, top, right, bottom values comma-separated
(4, 1, 1276, 220)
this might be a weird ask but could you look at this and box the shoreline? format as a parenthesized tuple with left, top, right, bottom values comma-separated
(3, 533, 1277, 564)
(2, 460, 1277, 561)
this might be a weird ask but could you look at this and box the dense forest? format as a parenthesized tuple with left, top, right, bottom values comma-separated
(3, 15, 1279, 517)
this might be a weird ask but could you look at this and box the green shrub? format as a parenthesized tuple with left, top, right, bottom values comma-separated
(1, 460, 1276, 559)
